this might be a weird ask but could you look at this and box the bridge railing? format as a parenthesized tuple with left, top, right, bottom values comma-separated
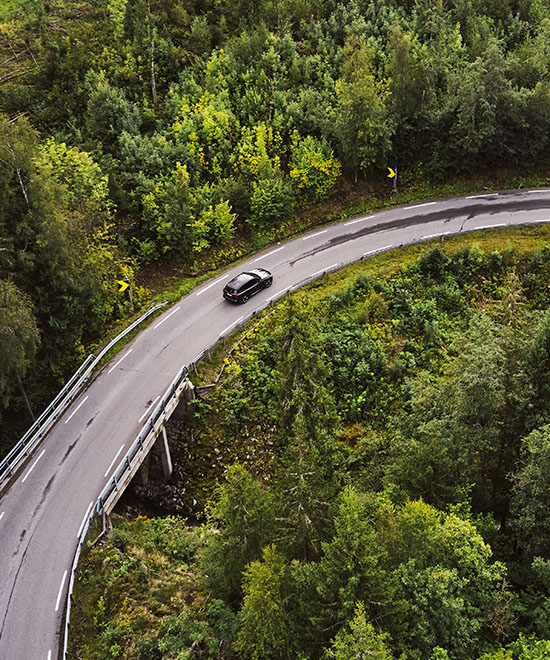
(95, 363, 190, 517)
(0, 302, 167, 492)
(62, 361, 191, 659)
(61, 250, 397, 658)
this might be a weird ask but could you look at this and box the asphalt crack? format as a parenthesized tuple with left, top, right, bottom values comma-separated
(289, 197, 550, 266)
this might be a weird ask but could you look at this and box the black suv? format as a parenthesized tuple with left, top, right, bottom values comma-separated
(223, 268, 273, 303)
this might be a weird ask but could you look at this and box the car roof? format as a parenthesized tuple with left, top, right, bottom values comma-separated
(227, 272, 258, 287)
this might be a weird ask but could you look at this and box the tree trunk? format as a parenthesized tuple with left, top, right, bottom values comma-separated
(147, 0, 157, 106)
(16, 370, 34, 421)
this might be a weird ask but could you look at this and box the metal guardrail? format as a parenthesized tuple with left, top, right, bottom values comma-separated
(63, 363, 191, 659)
(62, 248, 400, 658)
(0, 302, 167, 492)
(45, 218, 548, 656)
(95, 364, 190, 517)
(0, 354, 95, 488)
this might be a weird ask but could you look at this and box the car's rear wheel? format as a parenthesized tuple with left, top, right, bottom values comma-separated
(241, 295, 249, 303)
(265, 279, 272, 287)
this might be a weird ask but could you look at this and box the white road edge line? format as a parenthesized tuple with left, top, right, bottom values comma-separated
(221, 316, 244, 336)
(138, 396, 160, 423)
(253, 246, 285, 262)
(153, 306, 181, 329)
(0, 511, 4, 522)
(48, 651, 52, 660)
(104, 444, 126, 478)
(345, 215, 373, 226)
(422, 231, 451, 240)
(267, 290, 283, 302)
(531, 218, 550, 223)
(312, 264, 338, 278)
(196, 275, 230, 296)
(55, 570, 68, 612)
(364, 245, 393, 257)
(407, 202, 436, 209)
(108, 349, 133, 374)
(77, 502, 94, 538)
(22, 449, 46, 483)
(302, 229, 328, 240)
(527, 189, 550, 193)
(466, 193, 499, 199)
(473, 223, 506, 230)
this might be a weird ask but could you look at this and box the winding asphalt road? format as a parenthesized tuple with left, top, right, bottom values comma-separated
(2, 190, 550, 660)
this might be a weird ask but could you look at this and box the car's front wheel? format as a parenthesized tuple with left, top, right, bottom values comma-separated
(241, 295, 249, 304)
(265, 279, 272, 287)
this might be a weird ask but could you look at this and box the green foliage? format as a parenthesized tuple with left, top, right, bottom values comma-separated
(289, 134, 341, 203)
(85, 71, 141, 146)
(192, 200, 237, 254)
(272, 298, 338, 440)
(141, 162, 195, 259)
(509, 425, 550, 558)
(107, 0, 128, 40)
(234, 545, 295, 659)
(8, 0, 550, 654)
(478, 635, 550, 659)
(0, 278, 40, 407)
(71, 243, 550, 659)
(390, 312, 526, 512)
(332, 36, 393, 178)
(249, 176, 295, 228)
(314, 488, 392, 638)
(0, 113, 128, 435)
(37, 138, 111, 213)
(200, 464, 275, 603)
(322, 602, 394, 659)
(389, 503, 508, 658)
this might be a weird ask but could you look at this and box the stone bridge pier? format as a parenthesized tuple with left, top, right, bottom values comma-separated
(137, 378, 196, 486)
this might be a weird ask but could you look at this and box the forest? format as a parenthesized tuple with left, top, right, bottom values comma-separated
(3, 0, 550, 657)
(70, 237, 550, 659)
(2, 0, 550, 445)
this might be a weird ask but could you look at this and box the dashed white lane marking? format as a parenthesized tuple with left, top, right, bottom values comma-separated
(47, 651, 52, 660)
(64, 396, 89, 425)
(104, 445, 125, 478)
(153, 306, 180, 329)
(22, 449, 46, 483)
(108, 349, 133, 374)
(302, 229, 328, 240)
(253, 246, 285, 262)
(138, 396, 160, 423)
(312, 264, 338, 278)
(55, 570, 68, 612)
(221, 316, 243, 336)
(473, 223, 506, 230)
(466, 193, 499, 199)
(363, 245, 392, 257)
(196, 275, 230, 296)
(345, 215, 373, 226)
(407, 202, 436, 209)
(77, 502, 94, 538)
(0, 511, 4, 522)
